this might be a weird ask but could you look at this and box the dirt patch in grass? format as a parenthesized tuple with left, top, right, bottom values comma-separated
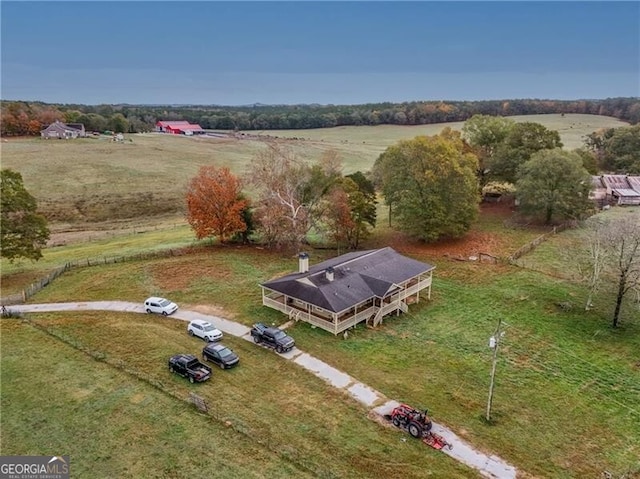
(150, 259, 234, 291)
(1, 270, 47, 297)
(186, 303, 236, 320)
(390, 230, 503, 259)
(383, 203, 519, 260)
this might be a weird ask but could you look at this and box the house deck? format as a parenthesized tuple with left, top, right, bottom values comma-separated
(262, 274, 432, 335)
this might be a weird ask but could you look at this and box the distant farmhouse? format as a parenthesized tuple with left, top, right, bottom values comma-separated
(591, 175, 640, 207)
(155, 121, 204, 136)
(40, 121, 86, 139)
(260, 248, 435, 335)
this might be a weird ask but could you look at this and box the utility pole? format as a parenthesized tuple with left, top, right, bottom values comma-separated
(486, 318, 503, 422)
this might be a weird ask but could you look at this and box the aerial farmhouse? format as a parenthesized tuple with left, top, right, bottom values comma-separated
(260, 247, 435, 335)
(40, 121, 86, 139)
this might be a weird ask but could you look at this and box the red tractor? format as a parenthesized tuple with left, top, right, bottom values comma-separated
(390, 404, 433, 438)
(387, 404, 452, 450)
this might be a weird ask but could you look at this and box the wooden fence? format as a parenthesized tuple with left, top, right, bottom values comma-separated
(507, 223, 569, 263)
(1, 247, 190, 306)
(2, 223, 572, 305)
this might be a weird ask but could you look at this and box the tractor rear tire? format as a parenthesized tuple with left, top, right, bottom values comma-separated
(408, 422, 422, 439)
(392, 417, 401, 428)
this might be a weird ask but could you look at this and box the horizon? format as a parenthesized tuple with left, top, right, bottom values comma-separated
(2, 96, 638, 109)
(2, 2, 639, 105)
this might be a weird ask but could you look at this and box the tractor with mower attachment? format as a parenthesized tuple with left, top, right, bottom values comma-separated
(385, 403, 452, 451)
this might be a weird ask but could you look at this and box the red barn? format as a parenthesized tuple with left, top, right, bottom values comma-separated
(156, 121, 204, 135)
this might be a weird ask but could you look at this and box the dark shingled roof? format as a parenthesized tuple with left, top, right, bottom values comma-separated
(261, 247, 434, 313)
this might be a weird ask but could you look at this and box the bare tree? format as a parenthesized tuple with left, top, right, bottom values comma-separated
(247, 144, 310, 250)
(579, 214, 640, 327)
(247, 144, 343, 250)
(577, 219, 610, 310)
(609, 219, 640, 327)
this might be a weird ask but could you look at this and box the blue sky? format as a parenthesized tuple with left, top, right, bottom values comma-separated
(1, 1, 638, 105)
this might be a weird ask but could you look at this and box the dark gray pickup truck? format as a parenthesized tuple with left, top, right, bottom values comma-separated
(168, 354, 212, 383)
(250, 323, 295, 354)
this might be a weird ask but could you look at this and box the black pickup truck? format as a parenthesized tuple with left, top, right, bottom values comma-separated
(250, 323, 296, 353)
(168, 354, 212, 383)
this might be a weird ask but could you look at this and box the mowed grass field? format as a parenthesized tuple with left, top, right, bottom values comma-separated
(2, 239, 639, 478)
(0, 114, 628, 222)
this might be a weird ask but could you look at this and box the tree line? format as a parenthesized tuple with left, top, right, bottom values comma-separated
(2, 97, 639, 136)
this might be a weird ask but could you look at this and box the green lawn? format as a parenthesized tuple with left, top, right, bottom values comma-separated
(514, 207, 640, 281)
(5, 241, 638, 478)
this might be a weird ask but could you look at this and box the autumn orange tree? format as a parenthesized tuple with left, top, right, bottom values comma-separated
(186, 166, 248, 243)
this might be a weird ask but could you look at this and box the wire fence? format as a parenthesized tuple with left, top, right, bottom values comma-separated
(2, 222, 570, 306)
(1, 247, 191, 306)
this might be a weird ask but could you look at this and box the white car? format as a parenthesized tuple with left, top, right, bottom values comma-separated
(144, 297, 178, 316)
(187, 319, 223, 342)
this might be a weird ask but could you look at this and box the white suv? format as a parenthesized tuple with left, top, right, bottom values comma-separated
(144, 297, 178, 316)
(188, 319, 223, 342)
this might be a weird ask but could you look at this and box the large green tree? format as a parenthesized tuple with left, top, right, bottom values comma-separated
(462, 114, 515, 184)
(489, 122, 563, 184)
(586, 125, 640, 174)
(373, 132, 480, 242)
(516, 149, 593, 224)
(1, 169, 50, 262)
(108, 113, 129, 133)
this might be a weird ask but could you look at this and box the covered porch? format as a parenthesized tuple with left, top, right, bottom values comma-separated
(261, 270, 433, 335)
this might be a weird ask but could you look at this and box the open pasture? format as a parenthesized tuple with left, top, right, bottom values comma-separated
(0, 114, 627, 222)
